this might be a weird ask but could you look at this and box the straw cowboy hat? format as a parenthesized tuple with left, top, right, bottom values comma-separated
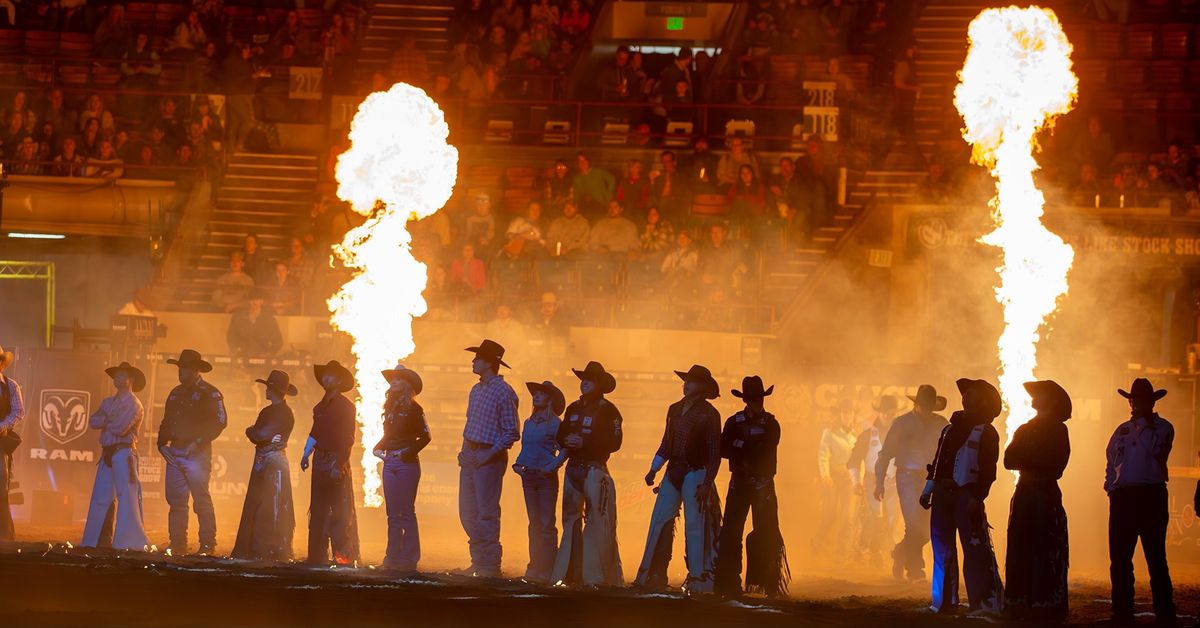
(166, 349, 212, 373)
(104, 362, 147, 393)
(256, 369, 298, 397)
(382, 365, 423, 395)
(572, 361, 616, 394)
(0, 345, 13, 371)
(956, 378, 1002, 420)
(872, 394, 900, 414)
(908, 384, 947, 412)
(313, 360, 355, 392)
(1024, 380, 1071, 421)
(732, 375, 773, 401)
(465, 339, 510, 369)
(526, 380, 567, 415)
(1118, 377, 1167, 403)
(675, 364, 720, 400)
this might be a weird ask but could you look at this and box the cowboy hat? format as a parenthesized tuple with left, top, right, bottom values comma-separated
(382, 364, 423, 395)
(526, 380, 567, 415)
(1118, 377, 1167, 402)
(572, 361, 616, 394)
(104, 362, 147, 393)
(956, 378, 1002, 420)
(166, 349, 213, 373)
(732, 375, 773, 401)
(313, 360, 355, 392)
(256, 369, 298, 396)
(0, 345, 13, 370)
(872, 394, 900, 413)
(675, 364, 720, 400)
(1024, 380, 1071, 421)
(465, 339, 510, 369)
(908, 384, 947, 412)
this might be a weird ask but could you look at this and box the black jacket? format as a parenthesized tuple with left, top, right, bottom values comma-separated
(158, 377, 227, 449)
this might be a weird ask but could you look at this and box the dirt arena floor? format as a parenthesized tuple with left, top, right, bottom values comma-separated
(0, 538, 1196, 628)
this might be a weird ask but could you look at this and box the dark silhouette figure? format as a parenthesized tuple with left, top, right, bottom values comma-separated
(1105, 378, 1175, 626)
(1004, 380, 1071, 623)
(232, 370, 297, 560)
(713, 376, 788, 599)
(302, 360, 361, 565)
(922, 378, 1004, 617)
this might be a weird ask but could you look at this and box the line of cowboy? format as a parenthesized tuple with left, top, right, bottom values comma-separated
(0, 342, 1185, 620)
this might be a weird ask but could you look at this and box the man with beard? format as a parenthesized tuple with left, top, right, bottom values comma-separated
(302, 360, 360, 565)
(636, 365, 722, 594)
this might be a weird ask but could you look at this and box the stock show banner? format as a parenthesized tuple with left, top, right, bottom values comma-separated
(13, 350, 112, 524)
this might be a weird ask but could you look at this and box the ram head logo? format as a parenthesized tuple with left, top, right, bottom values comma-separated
(40, 390, 91, 445)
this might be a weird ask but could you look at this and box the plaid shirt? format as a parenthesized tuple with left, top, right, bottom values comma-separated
(0, 375, 23, 432)
(463, 375, 520, 448)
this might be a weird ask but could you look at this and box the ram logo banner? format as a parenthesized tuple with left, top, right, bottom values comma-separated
(39, 390, 91, 445)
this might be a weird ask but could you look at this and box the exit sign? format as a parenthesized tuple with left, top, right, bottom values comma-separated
(666, 16, 684, 30)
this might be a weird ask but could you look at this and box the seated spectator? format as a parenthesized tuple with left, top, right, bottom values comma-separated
(213, 252, 256, 313)
(94, 4, 132, 58)
(391, 37, 430, 86)
(572, 151, 615, 218)
(545, 201, 590, 256)
(189, 41, 222, 93)
(699, 224, 747, 292)
(650, 151, 689, 221)
(113, 129, 136, 163)
(78, 94, 115, 137)
(744, 12, 778, 58)
(659, 48, 694, 101)
(227, 293, 282, 358)
(491, 0, 526, 34)
(819, 58, 856, 105)
(736, 60, 766, 106)
(529, 21, 555, 60)
(273, 10, 313, 58)
(717, 137, 760, 187)
(501, 53, 552, 100)
(190, 96, 225, 146)
(727, 164, 771, 224)
(599, 45, 639, 102)
(127, 145, 164, 180)
(117, 287, 157, 318)
(661, 231, 699, 288)
(465, 192, 497, 254)
(449, 244, 487, 294)
(1093, 0, 1129, 24)
(504, 201, 546, 258)
(640, 207, 675, 257)
(79, 118, 102, 157)
(151, 98, 184, 146)
(688, 135, 720, 191)
(40, 89, 76, 140)
(917, 162, 952, 204)
(484, 303, 528, 350)
(1072, 113, 1114, 175)
(283, 237, 315, 289)
(588, 201, 640, 254)
(85, 140, 124, 179)
(51, 137, 85, 177)
(262, 261, 301, 315)
(322, 13, 355, 60)
(1139, 163, 1180, 209)
(546, 38, 578, 75)
(481, 25, 511, 65)
(1162, 142, 1193, 190)
(615, 160, 650, 213)
(559, 0, 591, 40)
(821, 0, 855, 54)
(0, 111, 27, 157)
(33, 122, 56, 163)
(787, 0, 824, 55)
(530, 0, 560, 29)
(250, 11, 273, 55)
(169, 10, 209, 55)
(1070, 163, 1108, 207)
(9, 137, 41, 176)
(530, 290, 568, 334)
(0, 90, 26, 126)
(544, 158, 573, 211)
(663, 79, 695, 124)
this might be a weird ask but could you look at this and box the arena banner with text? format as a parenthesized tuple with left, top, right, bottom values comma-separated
(904, 205, 1200, 262)
(13, 350, 112, 524)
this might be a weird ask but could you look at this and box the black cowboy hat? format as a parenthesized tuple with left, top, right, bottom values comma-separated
(465, 339, 510, 369)
(872, 394, 900, 413)
(956, 378, 1002, 420)
(1024, 380, 1071, 421)
(382, 364, 423, 395)
(526, 380, 567, 415)
(104, 361, 147, 393)
(572, 361, 616, 394)
(256, 369, 298, 397)
(908, 384, 948, 412)
(732, 375, 773, 401)
(313, 360, 355, 393)
(1119, 377, 1167, 403)
(675, 364, 720, 400)
(166, 349, 213, 373)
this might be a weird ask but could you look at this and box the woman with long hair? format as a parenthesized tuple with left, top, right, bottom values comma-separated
(373, 366, 430, 573)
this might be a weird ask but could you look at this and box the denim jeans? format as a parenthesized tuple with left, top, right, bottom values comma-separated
(520, 470, 559, 582)
(458, 443, 507, 575)
(163, 445, 216, 551)
(382, 458, 421, 571)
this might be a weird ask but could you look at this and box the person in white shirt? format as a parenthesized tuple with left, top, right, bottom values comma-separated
(1105, 377, 1175, 625)
(81, 362, 150, 550)
(0, 345, 24, 541)
(814, 398, 856, 560)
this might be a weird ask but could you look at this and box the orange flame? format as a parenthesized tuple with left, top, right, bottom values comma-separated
(330, 84, 458, 506)
(954, 6, 1077, 439)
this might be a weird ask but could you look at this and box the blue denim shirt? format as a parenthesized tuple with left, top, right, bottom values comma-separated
(516, 413, 562, 471)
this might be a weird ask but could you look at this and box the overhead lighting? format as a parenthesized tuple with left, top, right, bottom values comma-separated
(7, 233, 66, 240)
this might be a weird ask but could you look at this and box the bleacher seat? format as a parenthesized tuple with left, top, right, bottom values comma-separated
(469, 165, 503, 189)
(297, 9, 324, 30)
(156, 3, 185, 34)
(126, 3, 157, 31)
(724, 120, 755, 148)
(1150, 60, 1186, 89)
(1164, 92, 1197, 142)
(0, 30, 23, 55)
(600, 122, 629, 146)
(1112, 60, 1146, 89)
(664, 121, 693, 147)
(1092, 24, 1124, 58)
(690, 193, 729, 218)
(1126, 25, 1157, 59)
(58, 32, 93, 57)
(1160, 24, 1191, 58)
(484, 119, 514, 144)
(503, 188, 535, 213)
(542, 120, 570, 145)
(24, 31, 58, 56)
(505, 167, 537, 189)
